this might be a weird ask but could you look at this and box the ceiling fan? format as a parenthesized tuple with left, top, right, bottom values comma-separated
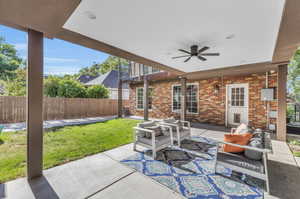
(172, 45, 220, 62)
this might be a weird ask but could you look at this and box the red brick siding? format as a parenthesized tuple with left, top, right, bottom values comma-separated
(129, 72, 278, 129)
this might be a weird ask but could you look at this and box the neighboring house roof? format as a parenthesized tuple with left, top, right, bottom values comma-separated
(77, 75, 98, 83)
(84, 70, 129, 89)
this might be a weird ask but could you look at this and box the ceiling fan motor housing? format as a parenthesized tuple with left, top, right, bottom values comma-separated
(191, 45, 198, 55)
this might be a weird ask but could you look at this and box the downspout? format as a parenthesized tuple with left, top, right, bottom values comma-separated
(266, 72, 269, 130)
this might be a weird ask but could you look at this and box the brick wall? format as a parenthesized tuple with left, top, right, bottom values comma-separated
(129, 72, 278, 129)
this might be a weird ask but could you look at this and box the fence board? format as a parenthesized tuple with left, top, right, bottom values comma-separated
(0, 96, 123, 123)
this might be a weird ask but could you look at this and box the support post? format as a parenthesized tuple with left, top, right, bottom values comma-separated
(277, 64, 287, 141)
(27, 29, 44, 179)
(117, 59, 122, 118)
(180, 77, 187, 121)
(143, 76, 149, 121)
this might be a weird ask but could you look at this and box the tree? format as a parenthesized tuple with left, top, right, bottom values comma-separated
(78, 56, 129, 76)
(57, 79, 86, 98)
(0, 37, 24, 81)
(44, 76, 61, 97)
(98, 56, 128, 74)
(4, 67, 26, 96)
(86, 85, 109, 98)
(288, 49, 300, 102)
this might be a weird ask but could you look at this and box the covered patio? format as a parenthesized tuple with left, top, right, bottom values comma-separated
(2, 125, 300, 199)
(1, 0, 300, 198)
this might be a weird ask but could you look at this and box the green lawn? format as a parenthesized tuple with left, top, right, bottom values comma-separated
(0, 118, 139, 183)
(288, 139, 300, 157)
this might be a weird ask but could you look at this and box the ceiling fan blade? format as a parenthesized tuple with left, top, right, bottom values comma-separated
(178, 49, 191, 54)
(198, 56, 207, 61)
(201, 53, 220, 56)
(172, 55, 190, 59)
(184, 56, 192, 62)
(198, 46, 209, 54)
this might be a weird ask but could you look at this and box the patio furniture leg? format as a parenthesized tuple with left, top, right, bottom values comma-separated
(152, 149, 156, 159)
(152, 134, 156, 159)
(177, 128, 181, 147)
(263, 153, 270, 194)
(133, 129, 137, 151)
(213, 143, 219, 173)
(133, 142, 137, 151)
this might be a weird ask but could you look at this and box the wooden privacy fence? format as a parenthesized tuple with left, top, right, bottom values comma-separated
(0, 96, 122, 123)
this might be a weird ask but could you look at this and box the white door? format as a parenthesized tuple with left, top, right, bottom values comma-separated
(227, 84, 249, 126)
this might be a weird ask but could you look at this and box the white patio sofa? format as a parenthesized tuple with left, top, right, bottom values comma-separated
(160, 118, 191, 147)
(133, 121, 173, 159)
(214, 132, 272, 193)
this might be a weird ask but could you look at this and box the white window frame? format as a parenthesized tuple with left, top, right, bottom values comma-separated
(171, 83, 199, 114)
(136, 87, 153, 110)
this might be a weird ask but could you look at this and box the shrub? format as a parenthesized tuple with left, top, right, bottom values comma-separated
(57, 79, 86, 98)
(86, 85, 109, 99)
(44, 76, 61, 97)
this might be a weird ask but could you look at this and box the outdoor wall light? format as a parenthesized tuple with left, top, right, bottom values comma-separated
(214, 84, 220, 94)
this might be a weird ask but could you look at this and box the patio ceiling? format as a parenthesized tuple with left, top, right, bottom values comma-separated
(63, 0, 285, 73)
(0, 0, 300, 75)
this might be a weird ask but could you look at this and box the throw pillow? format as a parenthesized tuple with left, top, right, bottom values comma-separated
(244, 139, 263, 160)
(223, 133, 252, 153)
(233, 123, 249, 134)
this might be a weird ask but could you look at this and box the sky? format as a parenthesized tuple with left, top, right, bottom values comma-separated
(0, 25, 110, 75)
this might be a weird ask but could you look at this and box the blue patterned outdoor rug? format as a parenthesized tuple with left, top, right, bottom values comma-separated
(121, 137, 264, 199)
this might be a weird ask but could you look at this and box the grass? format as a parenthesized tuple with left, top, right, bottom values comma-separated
(293, 151, 300, 157)
(289, 139, 300, 146)
(288, 139, 300, 158)
(0, 118, 139, 183)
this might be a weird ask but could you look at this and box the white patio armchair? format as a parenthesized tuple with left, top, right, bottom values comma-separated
(133, 121, 173, 159)
(160, 118, 191, 147)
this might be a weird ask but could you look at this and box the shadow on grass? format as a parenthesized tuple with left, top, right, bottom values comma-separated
(0, 138, 3, 145)
(44, 119, 112, 133)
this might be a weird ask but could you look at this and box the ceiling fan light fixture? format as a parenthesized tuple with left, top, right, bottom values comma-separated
(172, 44, 220, 63)
(84, 11, 96, 20)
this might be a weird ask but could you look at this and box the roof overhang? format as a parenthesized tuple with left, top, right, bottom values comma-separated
(0, 0, 299, 76)
(183, 62, 279, 80)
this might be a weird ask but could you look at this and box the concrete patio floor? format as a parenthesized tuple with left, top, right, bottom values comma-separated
(1, 124, 300, 199)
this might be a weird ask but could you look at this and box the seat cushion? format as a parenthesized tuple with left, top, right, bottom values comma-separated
(138, 121, 157, 128)
(163, 119, 184, 132)
(144, 125, 163, 138)
(173, 129, 190, 140)
(163, 118, 177, 123)
(138, 135, 171, 147)
(223, 133, 252, 153)
(217, 152, 264, 174)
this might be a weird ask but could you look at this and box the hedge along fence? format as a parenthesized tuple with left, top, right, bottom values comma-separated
(0, 96, 127, 123)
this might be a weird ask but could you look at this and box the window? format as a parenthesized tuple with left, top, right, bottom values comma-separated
(234, 113, 241, 123)
(143, 65, 150, 75)
(136, 88, 153, 109)
(231, 87, 245, 106)
(152, 67, 160, 73)
(187, 85, 198, 113)
(137, 88, 143, 109)
(172, 84, 198, 113)
(173, 86, 181, 111)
